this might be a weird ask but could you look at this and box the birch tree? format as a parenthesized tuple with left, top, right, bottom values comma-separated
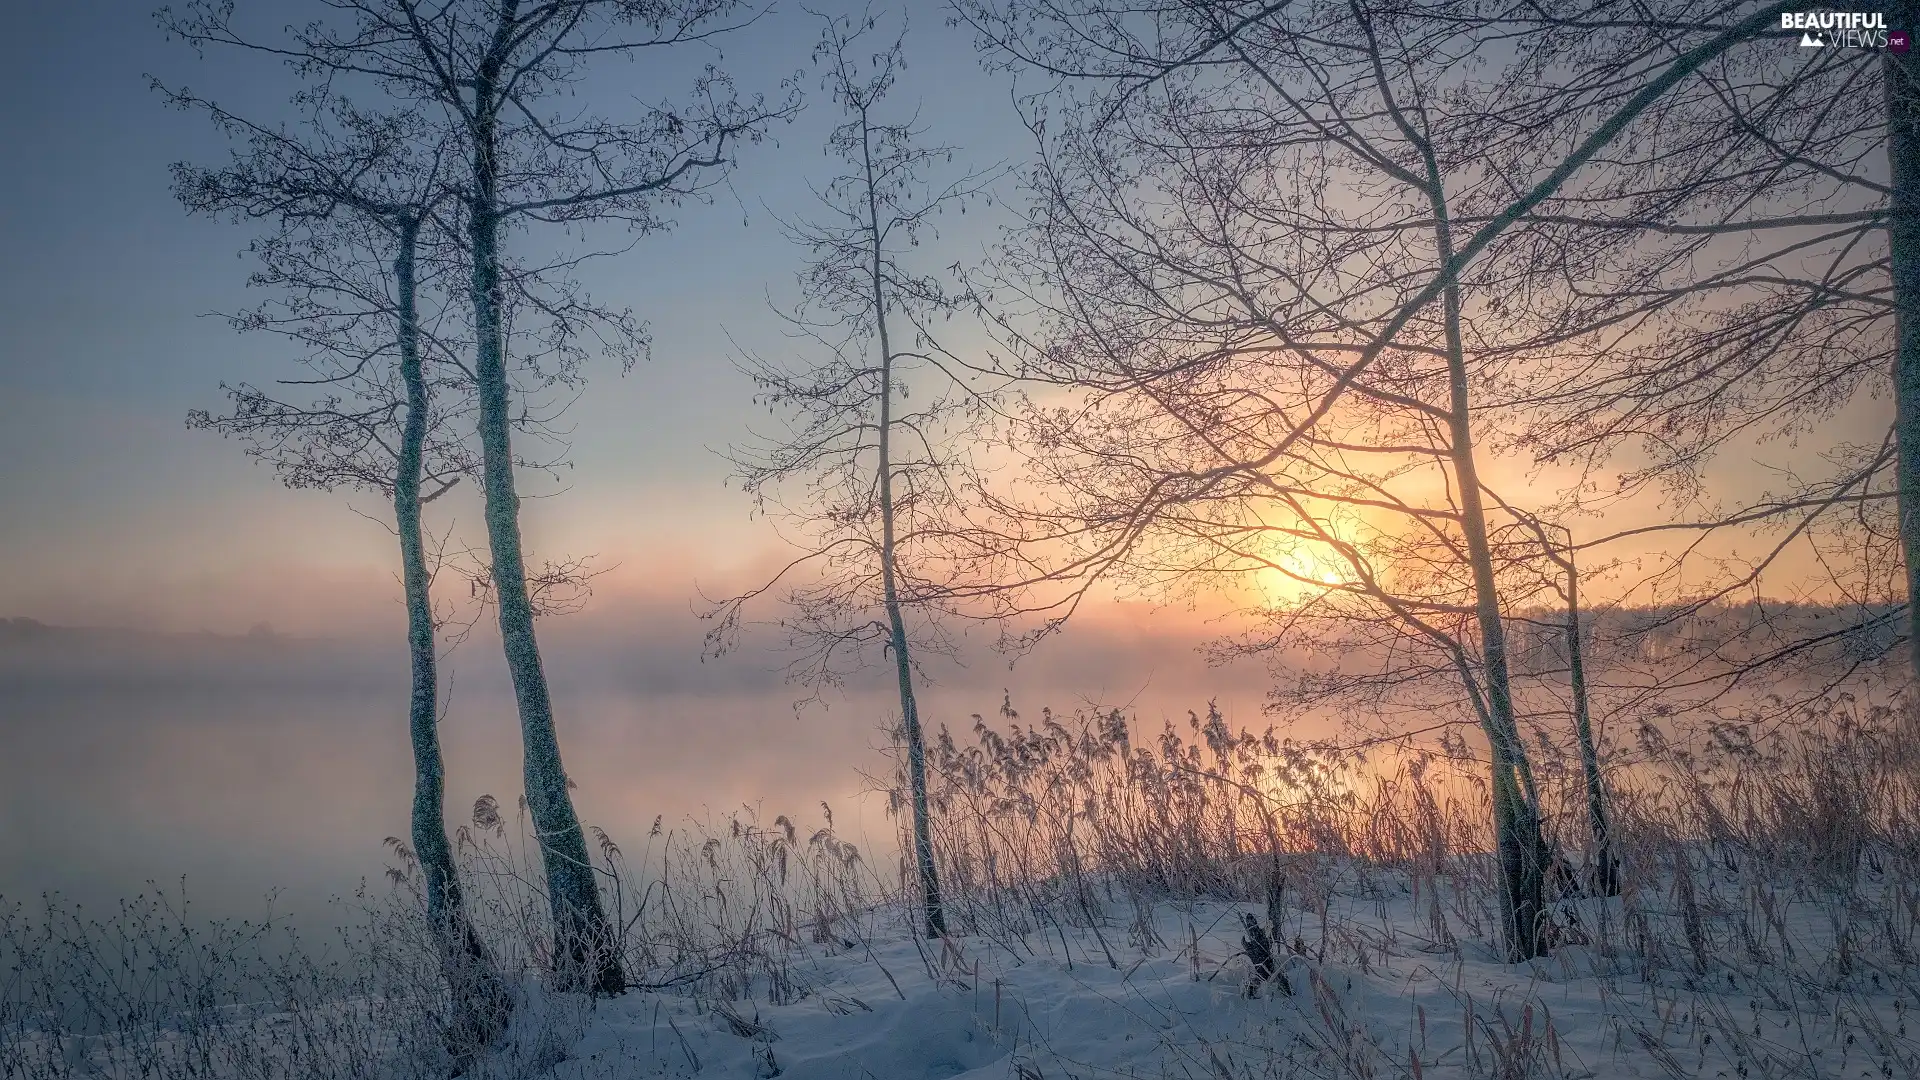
(707, 9, 1000, 940)
(164, 0, 795, 993)
(1503, 511, 1617, 894)
(1460, 2, 1907, 696)
(960, 0, 1793, 959)
(165, 88, 518, 1052)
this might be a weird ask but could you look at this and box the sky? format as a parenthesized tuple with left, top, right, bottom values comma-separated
(0, 1, 1886, 635)
(0, 0, 1040, 636)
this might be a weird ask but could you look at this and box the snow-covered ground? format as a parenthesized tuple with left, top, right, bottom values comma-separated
(542, 870, 1917, 1080)
(7, 859, 1916, 1079)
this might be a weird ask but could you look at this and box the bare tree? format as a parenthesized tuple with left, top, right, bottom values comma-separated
(707, 8, 1003, 940)
(164, 0, 797, 993)
(1451, 2, 1906, 697)
(165, 86, 518, 1052)
(1501, 509, 1618, 894)
(958, 0, 1792, 959)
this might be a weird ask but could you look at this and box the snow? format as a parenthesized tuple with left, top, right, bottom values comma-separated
(10, 857, 1914, 1078)
(538, 867, 1918, 1079)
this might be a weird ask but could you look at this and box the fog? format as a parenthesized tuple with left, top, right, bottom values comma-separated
(0, 602, 1287, 927)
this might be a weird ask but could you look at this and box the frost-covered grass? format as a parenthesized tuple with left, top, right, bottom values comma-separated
(5, 689, 1918, 1078)
(0, 884, 601, 1080)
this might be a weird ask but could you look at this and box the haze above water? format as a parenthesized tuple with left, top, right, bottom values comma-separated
(0, 604, 1284, 927)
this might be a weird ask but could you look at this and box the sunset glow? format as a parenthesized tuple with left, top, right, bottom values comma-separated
(3, 2, 1914, 1074)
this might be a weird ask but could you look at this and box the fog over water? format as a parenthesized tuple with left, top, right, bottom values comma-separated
(0, 603, 1284, 927)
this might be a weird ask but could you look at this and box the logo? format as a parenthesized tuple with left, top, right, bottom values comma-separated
(1781, 10, 1891, 48)
(1893, 29, 1913, 52)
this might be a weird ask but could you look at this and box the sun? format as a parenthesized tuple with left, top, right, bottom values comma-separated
(1248, 540, 1347, 606)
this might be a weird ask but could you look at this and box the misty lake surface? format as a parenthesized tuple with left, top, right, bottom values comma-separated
(0, 617, 1270, 928)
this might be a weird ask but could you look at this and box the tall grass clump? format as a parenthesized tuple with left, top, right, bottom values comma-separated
(872, 686, 1920, 1077)
(0, 792, 884, 1078)
(905, 697, 1495, 942)
(0, 884, 517, 1080)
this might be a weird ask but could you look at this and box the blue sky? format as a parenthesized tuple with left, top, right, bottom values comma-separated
(0, 0, 1030, 632)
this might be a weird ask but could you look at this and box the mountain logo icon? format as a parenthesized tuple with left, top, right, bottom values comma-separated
(1800, 31, 1825, 46)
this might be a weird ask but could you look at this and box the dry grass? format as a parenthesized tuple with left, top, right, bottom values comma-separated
(891, 688, 1920, 1078)
(0, 884, 542, 1079)
(4, 688, 1918, 1078)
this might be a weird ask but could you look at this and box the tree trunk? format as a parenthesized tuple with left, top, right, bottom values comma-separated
(397, 217, 464, 942)
(467, 81, 623, 995)
(866, 120, 946, 940)
(1448, 378, 1546, 963)
(1889, 3, 1920, 683)
(1426, 166, 1547, 963)
(1563, 553, 1618, 896)
(394, 216, 512, 1054)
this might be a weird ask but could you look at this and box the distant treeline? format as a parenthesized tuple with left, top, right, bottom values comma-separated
(0, 617, 282, 646)
(1505, 602, 1901, 676)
